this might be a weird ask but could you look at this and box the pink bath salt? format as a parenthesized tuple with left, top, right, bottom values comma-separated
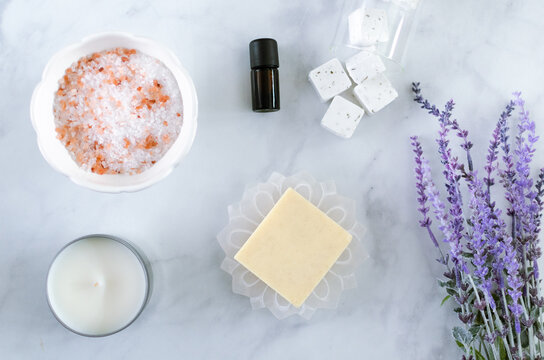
(53, 47, 183, 175)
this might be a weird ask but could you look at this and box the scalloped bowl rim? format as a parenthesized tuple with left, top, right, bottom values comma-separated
(30, 32, 198, 193)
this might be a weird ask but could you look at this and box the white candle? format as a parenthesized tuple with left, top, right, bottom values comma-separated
(47, 235, 149, 336)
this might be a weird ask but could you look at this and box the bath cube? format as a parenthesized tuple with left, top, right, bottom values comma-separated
(321, 96, 365, 139)
(308, 59, 352, 102)
(353, 73, 398, 114)
(345, 51, 386, 84)
(348, 8, 389, 46)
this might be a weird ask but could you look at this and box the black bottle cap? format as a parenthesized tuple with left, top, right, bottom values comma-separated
(249, 38, 279, 69)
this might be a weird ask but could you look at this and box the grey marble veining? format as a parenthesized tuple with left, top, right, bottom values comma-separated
(0, 0, 543, 359)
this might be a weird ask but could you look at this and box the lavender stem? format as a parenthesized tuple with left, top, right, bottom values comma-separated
(467, 275, 500, 359)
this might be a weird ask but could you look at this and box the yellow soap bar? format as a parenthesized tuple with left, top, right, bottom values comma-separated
(234, 188, 352, 307)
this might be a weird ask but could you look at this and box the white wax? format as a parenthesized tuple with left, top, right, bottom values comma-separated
(47, 236, 148, 336)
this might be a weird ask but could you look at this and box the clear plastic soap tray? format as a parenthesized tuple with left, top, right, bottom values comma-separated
(331, 0, 423, 69)
(217, 172, 368, 320)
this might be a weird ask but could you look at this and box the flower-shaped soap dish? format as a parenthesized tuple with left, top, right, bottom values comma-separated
(218, 172, 368, 320)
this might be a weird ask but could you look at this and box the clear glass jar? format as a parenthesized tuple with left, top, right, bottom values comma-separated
(332, 0, 423, 71)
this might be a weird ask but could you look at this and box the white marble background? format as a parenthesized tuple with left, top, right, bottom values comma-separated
(0, 0, 543, 359)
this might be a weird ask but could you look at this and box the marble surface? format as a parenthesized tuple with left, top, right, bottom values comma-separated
(0, 0, 543, 358)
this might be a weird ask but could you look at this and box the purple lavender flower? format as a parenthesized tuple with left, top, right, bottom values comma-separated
(537, 169, 544, 209)
(413, 83, 467, 274)
(512, 93, 540, 284)
(411, 137, 432, 229)
(480, 102, 515, 294)
(410, 84, 543, 357)
(465, 171, 496, 308)
(512, 93, 539, 227)
(485, 101, 514, 197)
(498, 104, 518, 244)
(504, 234, 523, 333)
(536, 169, 544, 280)
(413, 83, 473, 171)
(536, 168, 544, 242)
(411, 136, 440, 249)
(450, 119, 473, 172)
(420, 157, 464, 269)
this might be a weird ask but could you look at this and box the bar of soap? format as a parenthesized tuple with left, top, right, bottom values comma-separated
(321, 96, 365, 139)
(234, 188, 352, 308)
(308, 58, 352, 102)
(353, 73, 398, 114)
(348, 8, 389, 46)
(345, 51, 386, 84)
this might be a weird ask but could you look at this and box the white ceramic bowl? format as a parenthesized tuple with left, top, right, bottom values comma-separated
(30, 32, 198, 193)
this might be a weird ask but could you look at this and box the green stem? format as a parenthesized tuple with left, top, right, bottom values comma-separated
(529, 275, 544, 358)
(520, 296, 536, 359)
(467, 275, 500, 359)
(501, 289, 516, 351)
(524, 247, 531, 311)
(482, 337, 491, 360)
(504, 336, 514, 360)
(490, 305, 514, 360)
(453, 270, 476, 357)
(517, 332, 523, 360)
(486, 304, 496, 333)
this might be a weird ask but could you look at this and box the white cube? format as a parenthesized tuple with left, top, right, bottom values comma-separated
(308, 59, 353, 102)
(348, 8, 389, 46)
(321, 96, 365, 139)
(353, 73, 398, 114)
(345, 51, 386, 84)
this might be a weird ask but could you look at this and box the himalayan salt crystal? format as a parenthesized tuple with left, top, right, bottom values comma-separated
(53, 47, 183, 175)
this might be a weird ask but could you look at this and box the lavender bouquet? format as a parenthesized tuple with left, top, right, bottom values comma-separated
(410, 83, 544, 360)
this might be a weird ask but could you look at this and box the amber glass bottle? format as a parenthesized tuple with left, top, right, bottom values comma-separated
(249, 38, 280, 112)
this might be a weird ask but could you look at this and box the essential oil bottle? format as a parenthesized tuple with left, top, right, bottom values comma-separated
(249, 38, 280, 112)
